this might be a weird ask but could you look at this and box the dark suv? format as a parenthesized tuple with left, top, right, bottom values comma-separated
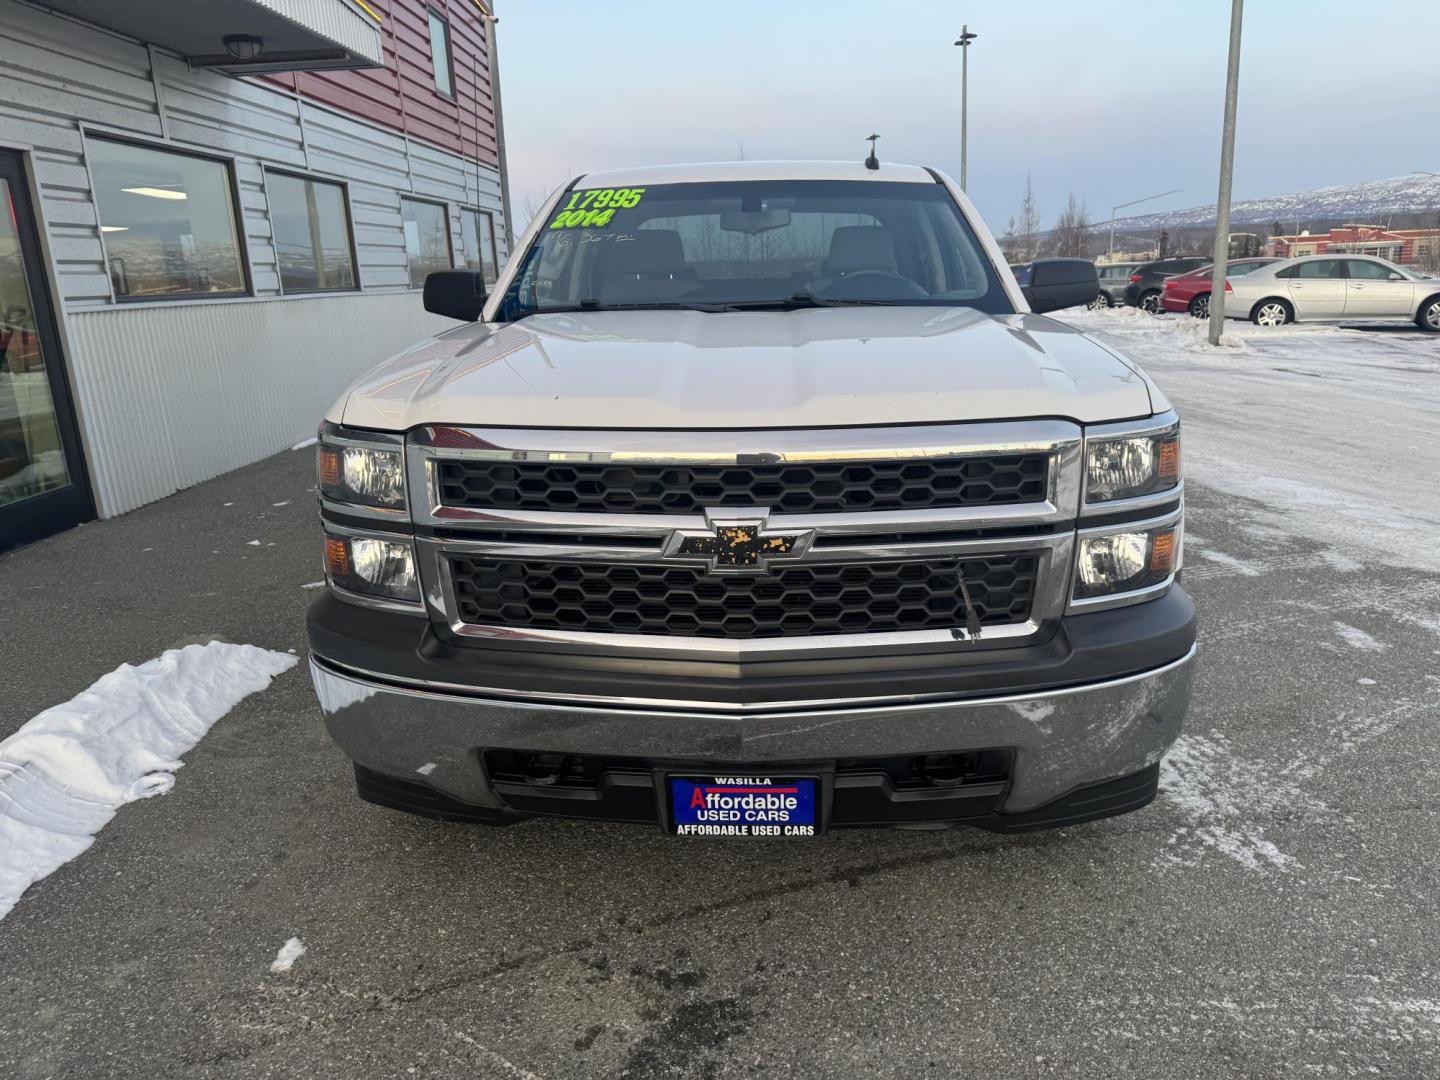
(1124, 257, 1209, 312)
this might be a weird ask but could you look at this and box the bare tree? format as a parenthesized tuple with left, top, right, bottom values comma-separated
(1051, 193, 1091, 258)
(1157, 229, 1171, 259)
(1016, 175, 1042, 262)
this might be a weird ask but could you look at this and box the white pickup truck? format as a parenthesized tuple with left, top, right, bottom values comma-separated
(306, 161, 1194, 838)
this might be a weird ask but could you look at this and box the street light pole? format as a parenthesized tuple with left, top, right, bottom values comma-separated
(1207, 0, 1245, 346)
(1106, 189, 1186, 261)
(954, 26, 977, 191)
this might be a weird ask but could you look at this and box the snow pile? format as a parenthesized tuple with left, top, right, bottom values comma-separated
(270, 936, 307, 973)
(0, 642, 296, 921)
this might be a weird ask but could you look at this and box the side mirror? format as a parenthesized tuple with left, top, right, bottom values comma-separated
(423, 270, 486, 321)
(1021, 258, 1100, 313)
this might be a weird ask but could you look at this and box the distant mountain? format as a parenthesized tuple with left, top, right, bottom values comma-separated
(1108, 173, 1440, 231)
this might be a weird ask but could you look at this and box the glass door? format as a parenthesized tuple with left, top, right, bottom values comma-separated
(0, 150, 93, 551)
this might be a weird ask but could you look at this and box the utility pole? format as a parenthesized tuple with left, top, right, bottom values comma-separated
(1207, 0, 1244, 345)
(954, 26, 977, 190)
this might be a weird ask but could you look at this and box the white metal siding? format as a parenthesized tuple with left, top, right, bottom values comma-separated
(2, 0, 509, 519)
(64, 293, 457, 516)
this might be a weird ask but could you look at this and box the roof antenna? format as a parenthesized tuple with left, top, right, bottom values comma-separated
(864, 134, 881, 171)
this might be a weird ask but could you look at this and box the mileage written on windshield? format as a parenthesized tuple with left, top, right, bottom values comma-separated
(548, 187, 646, 229)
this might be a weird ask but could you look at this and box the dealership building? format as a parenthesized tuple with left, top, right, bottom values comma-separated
(0, 0, 510, 550)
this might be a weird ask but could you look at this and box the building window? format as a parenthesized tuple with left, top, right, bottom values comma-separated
(427, 10, 455, 98)
(460, 207, 498, 283)
(87, 137, 247, 299)
(266, 171, 357, 292)
(401, 197, 452, 286)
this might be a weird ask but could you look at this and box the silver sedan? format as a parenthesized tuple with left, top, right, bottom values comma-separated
(1223, 254, 1440, 331)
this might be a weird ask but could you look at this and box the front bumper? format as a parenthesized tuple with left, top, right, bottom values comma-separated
(309, 643, 1195, 825)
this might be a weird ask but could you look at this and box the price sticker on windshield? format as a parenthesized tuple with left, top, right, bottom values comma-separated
(548, 187, 645, 230)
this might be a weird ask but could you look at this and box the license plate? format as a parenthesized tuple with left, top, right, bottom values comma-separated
(668, 775, 818, 837)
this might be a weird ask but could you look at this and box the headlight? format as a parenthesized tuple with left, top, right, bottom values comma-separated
(1086, 425, 1180, 503)
(1074, 519, 1180, 602)
(318, 427, 406, 510)
(323, 532, 420, 604)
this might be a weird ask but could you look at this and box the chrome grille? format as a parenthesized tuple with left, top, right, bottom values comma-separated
(448, 554, 1040, 639)
(434, 454, 1048, 514)
(408, 422, 1084, 657)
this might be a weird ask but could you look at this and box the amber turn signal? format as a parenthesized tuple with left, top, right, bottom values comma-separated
(1150, 529, 1177, 573)
(324, 536, 350, 577)
(1157, 438, 1180, 481)
(319, 446, 341, 489)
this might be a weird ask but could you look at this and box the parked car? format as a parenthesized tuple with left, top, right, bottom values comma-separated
(306, 160, 1194, 838)
(1092, 262, 1143, 308)
(1123, 257, 1210, 312)
(1224, 254, 1440, 329)
(1160, 258, 1279, 319)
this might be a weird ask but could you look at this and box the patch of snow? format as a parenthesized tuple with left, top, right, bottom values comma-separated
(300, 581, 325, 590)
(1158, 733, 1313, 872)
(271, 500, 290, 507)
(1199, 550, 1262, 577)
(416, 762, 437, 776)
(0, 643, 296, 921)
(223, 502, 234, 507)
(245, 540, 262, 547)
(291, 437, 318, 451)
(270, 936, 306, 973)
(1357, 677, 1377, 686)
(1059, 307, 1440, 575)
(1333, 622, 1386, 652)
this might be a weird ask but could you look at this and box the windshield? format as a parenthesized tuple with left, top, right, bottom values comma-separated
(496, 179, 1011, 321)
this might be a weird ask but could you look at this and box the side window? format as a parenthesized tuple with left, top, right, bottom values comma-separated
(1275, 264, 1300, 279)
(1345, 260, 1392, 280)
(88, 136, 248, 299)
(266, 171, 357, 292)
(401, 198, 452, 287)
(460, 208, 499, 284)
(1297, 259, 1344, 279)
(427, 10, 455, 98)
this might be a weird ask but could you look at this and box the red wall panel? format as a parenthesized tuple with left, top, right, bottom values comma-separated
(264, 0, 498, 169)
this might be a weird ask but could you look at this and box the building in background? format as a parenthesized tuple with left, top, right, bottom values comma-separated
(0, 0, 511, 551)
(1268, 225, 1440, 269)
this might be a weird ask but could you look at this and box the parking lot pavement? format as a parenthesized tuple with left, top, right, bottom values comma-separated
(2, 325, 1439, 1079)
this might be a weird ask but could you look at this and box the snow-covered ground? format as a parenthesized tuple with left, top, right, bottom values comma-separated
(1061, 306, 1440, 574)
(0, 642, 296, 921)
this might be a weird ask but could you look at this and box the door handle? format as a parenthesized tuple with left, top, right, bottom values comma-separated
(1350, 284, 1364, 289)
(1290, 283, 1303, 289)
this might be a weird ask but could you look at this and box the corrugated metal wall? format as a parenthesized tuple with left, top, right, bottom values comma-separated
(65, 294, 454, 516)
(1, 0, 509, 518)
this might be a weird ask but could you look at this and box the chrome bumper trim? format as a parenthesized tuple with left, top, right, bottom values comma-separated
(309, 645, 1196, 813)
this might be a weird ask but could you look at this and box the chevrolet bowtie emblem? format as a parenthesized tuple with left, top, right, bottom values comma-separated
(665, 512, 813, 573)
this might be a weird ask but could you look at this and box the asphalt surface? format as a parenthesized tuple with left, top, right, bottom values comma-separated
(2, 339, 1439, 1078)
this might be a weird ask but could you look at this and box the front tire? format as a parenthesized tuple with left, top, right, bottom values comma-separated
(1251, 298, 1293, 327)
(1140, 289, 1162, 314)
(1187, 293, 1210, 319)
(1088, 293, 1111, 310)
(1418, 295, 1440, 333)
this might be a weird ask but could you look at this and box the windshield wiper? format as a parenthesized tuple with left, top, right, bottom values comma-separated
(714, 292, 897, 311)
(517, 299, 730, 317)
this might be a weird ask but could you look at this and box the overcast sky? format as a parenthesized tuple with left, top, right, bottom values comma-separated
(497, 0, 1440, 233)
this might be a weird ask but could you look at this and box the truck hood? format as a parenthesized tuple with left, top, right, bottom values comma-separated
(332, 306, 1157, 431)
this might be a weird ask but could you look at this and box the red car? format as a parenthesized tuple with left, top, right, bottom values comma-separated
(1161, 258, 1279, 318)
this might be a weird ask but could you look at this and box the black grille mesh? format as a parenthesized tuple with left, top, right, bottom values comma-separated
(448, 555, 1039, 639)
(436, 455, 1048, 515)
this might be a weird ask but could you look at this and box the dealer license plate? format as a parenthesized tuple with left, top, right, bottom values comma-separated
(669, 775, 818, 837)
